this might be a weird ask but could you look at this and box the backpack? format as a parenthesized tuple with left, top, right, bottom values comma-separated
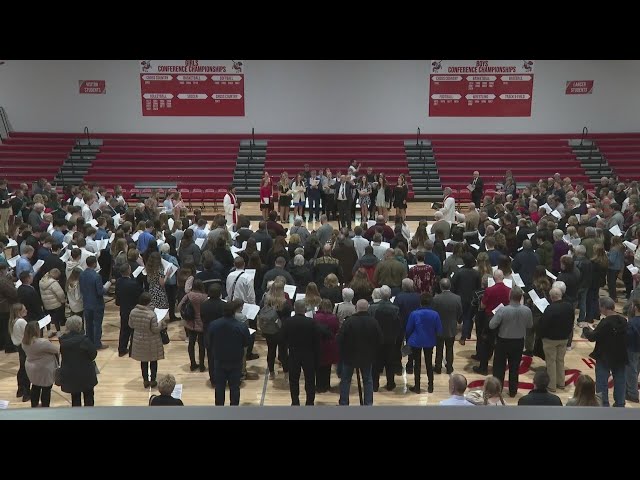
(180, 296, 195, 322)
(257, 305, 281, 335)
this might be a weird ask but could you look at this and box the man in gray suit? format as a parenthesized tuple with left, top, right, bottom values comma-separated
(315, 214, 334, 247)
(431, 278, 463, 374)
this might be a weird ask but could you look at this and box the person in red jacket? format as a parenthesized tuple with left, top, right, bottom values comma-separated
(313, 299, 340, 393)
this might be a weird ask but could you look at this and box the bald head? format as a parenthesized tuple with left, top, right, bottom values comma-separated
(493, 269, 504, 282)
(356, 299, 370, 312)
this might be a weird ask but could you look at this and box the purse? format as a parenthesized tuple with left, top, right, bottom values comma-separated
(54, 355, 62, 386)
(160, 329, 170, 345)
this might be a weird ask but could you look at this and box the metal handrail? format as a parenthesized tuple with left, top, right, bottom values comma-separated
(416, 127, 420, 146)
(580, 126, 588, 146)
(251, 127, 255, 146)
(84, 126, 91, 146)
(0, 106, 10, 140)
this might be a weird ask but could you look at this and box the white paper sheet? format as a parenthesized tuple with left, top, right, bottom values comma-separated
(168, 218, 174, 230)
(443, 238, 452, 246)
(512, 273, 525, 288)
(0, 400, 8, 409)
(242, 303, 260, 320)
(470, 244, 480, 250)
(171, 384, 183, 400)
(545, 269, 557, 280)
(305, 310, 314, 318)
(540, 203, 552, 213)
(550, 210, 562, 219)
(132, 265, 146, 278)
(195, 238, 205, 248)
(33, 259, 45, 274)
(492, 303, 504, 315)
(380, 241, 391, 249)
(284, 284, 297, 298)
(295, 293, 306, 301)
(161, 259, 177, 279)
(88, 219, 98, 227)
(249, 328, 256, 335)
(131, 231, 141, 242)
(609, 225, 623, 237)
(529, 289, 541, 303)
(7, 255, 19, 268)
(390, 296, 395, 303)
(488, 278, 495, 287)
(534, 298, 550, 313)
(14, 280, 22, 288)
(623, 241, 637, 252)
(109, 233, 115, 243)
(113, 214, 121, 228)
(503, 278, 513, 289)
(367, 220, 376, 229)
(38, 314, 52, 329)
(446, 252, 452, 258)
(154, 308, 169, 321)
(627, 265, 639, 275)
(243, 269, 256, 280)
(103, 281, 111, 291)
(61, 250, 71, 262)
(527, 233, 535, 239)
(7, 239, 17, 248)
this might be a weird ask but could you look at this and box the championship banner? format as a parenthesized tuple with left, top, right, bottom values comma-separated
(429, 60, 534, 117)
(566, 80, 594, 95)
(139, 60, 245, 116)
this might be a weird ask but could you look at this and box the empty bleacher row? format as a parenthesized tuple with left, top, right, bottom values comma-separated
(425, 135, 593, 203)
(592, 133, 640, 182)
(0, 134, 73, 184)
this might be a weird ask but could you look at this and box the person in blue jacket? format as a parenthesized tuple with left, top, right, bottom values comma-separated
(406, 292, 442, 394)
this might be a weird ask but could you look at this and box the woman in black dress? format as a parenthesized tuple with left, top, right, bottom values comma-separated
(392, 174, 409, 220)
(277, 172, 292, 224)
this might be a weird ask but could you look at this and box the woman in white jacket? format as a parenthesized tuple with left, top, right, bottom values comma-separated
(39, 268, 66, 337)
(66, 267, 84, 320)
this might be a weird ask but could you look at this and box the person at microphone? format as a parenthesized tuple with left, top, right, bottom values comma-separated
(469, 171, 484, 209)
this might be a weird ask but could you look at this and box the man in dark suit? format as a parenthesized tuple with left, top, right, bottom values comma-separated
(338, 299, 383, 405)
(335, 175, 354, 230)
(517, 370, 563, 406)
(0, 264, 18, 353)
(368, 286, 402, 391)
(115, 263, 143, 357)
(79, 256, 109, 349)
(470, 171, 484, 208)
(431, 278, 463, 374)
(200, 283, 228, 386)
(282, 299, 320, 406)
(250, 221, 273, 264)
(33, 242, 67, 293)
(207, 299, 250, 406)
(512, 240, 540, 289)
(17, 271, 44, 322)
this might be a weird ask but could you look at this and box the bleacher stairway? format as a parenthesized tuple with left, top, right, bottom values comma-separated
(54, 139, 101, 186)
(569, 139, 612, 184)
(233, 140, 267, 200)
(404, 140, 442, 202)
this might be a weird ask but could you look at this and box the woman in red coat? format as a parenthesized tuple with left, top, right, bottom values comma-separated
(313, 299, 340, 393)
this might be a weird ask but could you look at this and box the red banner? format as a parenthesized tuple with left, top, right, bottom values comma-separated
(79, 80, 106, 94)
(429, 60, 534, 117)
(139, 60, 245, 116)
(566, 80, 594, 95)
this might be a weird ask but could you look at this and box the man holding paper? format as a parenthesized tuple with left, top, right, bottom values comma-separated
(115, 264, 143, 357)
(538, 288, 574, 393)
(79, 256, 110, 350)
(488, 286, 533, 397)
(469, 171, 484, 209)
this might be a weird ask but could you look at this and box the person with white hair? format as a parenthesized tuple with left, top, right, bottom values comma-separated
(538, 287, 574, 392)
(431, 211, 451, 240)
(58, 315, 98, 407)
(336, 288, 356, 325)
(337, 299, 383, 406)
(488, 287, 532, 397)
(149, 373, 184, 406)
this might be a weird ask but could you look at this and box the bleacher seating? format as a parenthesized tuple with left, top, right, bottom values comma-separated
(592, 133, 640, 181)
(0, 132, 73, 184)
(428, 135, 592, 203)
